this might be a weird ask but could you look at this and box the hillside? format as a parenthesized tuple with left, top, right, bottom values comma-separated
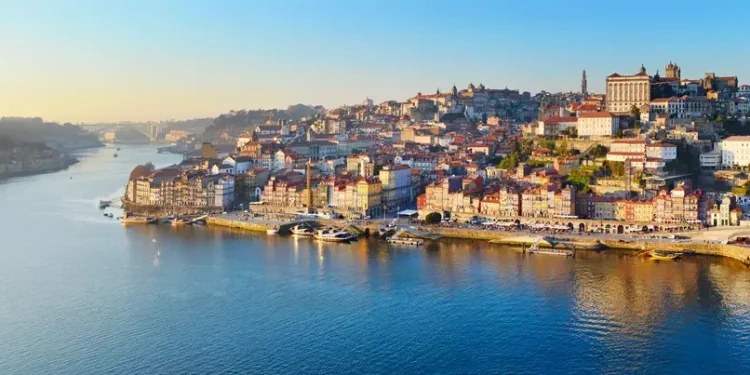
(201, 104, 322, 141)
(0, 117, 103, 150)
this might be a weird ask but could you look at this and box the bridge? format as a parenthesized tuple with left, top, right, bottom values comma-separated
(78, 122, 167, 142)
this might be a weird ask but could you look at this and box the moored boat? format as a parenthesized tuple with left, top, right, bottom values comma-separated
(526, 238, 574, 256)
(648, 250, 682, 260)
(291, 224, 316, 236)
(267, 227, 279, 235)
(314, 227, 356, 242)
(386, 237, 424, 246)
(121, 213, 157, 225)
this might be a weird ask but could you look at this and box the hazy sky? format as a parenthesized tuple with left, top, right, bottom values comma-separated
(1, 0, 747, 123)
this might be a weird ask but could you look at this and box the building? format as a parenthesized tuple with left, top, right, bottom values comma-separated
(536, 116, 578, 137)
(721, 136, 750, 167)
(577, 112, 620, 137)
(606, 65, 651, 113)
(379, 164, 412, 211)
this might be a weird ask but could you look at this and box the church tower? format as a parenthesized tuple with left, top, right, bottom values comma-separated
(665, 61, 681, 79)
(581, 70, 588, 98)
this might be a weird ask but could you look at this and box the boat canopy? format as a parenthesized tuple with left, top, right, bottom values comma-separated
(397, 209, 418, 217)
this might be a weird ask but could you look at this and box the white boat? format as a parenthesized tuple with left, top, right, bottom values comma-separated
(291, 224, 315, 236)
(526, 238, 573, 256)
(266, 228, 279, 235)
(314, 227, 356, 242)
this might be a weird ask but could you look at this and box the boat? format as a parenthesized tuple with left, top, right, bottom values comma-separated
(121, 213, 157, 225)
(314, 227, 357, 242)
(99, 200, 110, 209)
(267, 227, 279, 235)
(113, 153, 118, 158)
(171, 217, 189, 226)
(386, 237, 424, 246)
(116, 147, 121, 151)
(526, 238, 573, 256)
(648, 251, 682, 260)
(290, 224, 316, 236)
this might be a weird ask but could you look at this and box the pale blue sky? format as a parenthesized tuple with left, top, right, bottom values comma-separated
(1, 0, 746, 122)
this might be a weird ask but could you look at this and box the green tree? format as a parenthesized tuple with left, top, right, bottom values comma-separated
(614, 129, 625, 138)
(556, 140, 571, 156)
(589, 145, 609, 158)
(630, 105, 641, 118)
(425, 212, 442, 224)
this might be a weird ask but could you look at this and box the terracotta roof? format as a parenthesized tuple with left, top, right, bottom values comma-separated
(542, 116, 578, 124)
(578, 112, 615, 118)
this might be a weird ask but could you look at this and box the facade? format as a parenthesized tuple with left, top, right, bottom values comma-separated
(379, 164, 412, 211)
(605, 66, 651, 113)
(721, 136, 750, 167)
(577, 112, 620, 137)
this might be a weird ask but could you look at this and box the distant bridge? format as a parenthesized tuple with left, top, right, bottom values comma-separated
(78, 122, 166, 142)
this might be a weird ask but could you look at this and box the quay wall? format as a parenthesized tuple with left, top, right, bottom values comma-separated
(203, 217, 750, 266)
(122, 200, 222, 216)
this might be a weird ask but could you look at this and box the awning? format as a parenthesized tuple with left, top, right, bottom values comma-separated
(397, 209, 419, 216)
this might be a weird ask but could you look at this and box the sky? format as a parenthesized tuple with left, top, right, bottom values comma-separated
(1, 0, 748, 123)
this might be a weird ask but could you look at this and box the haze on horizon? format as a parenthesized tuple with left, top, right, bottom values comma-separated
(1, 0, 747, 123)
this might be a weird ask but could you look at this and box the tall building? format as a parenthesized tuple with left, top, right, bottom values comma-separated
(605, 65, 651, 113)
(665, 62, 681, 79)
(581, 70, 588, 98)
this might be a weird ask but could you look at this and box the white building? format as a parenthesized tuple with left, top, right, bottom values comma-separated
(646, 143, 677, 160)
(649, 97, 684, 118)
(700, 143, 722, 169)
(214, 176, 235, 209)
(577, 112, 620, 137)
(721, 136, 750, 167)
(379, 164, 412, 211)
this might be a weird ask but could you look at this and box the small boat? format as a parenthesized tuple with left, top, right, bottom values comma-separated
(526, 238, 573, 256)
(99, 200, 110, 209)
(267, 227, 279, 235)
(314, 227, 357, 242)
(121, 213, 157, 225)
(171, 217, 189, 226)
(290, 224, 315, 236)
(386, 237, 424, 246)
(648, 251, 682, 260)
(113, 153, 118, 158)
(116, 147, 121, 151)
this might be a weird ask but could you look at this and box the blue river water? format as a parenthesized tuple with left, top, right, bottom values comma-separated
(0, 144, 749, 374)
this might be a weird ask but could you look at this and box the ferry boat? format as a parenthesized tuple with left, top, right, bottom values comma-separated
(314, 228, 357, 242)
(526, 239, 574, 256)
(290, 224, 316, 236)
(648, 251, 682, 260)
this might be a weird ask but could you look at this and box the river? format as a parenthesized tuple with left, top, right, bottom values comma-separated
(0, 144, 749, 374)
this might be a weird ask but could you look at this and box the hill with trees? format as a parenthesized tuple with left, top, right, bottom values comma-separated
(201, 104, 322, 141)
(0, 117, 103, 150)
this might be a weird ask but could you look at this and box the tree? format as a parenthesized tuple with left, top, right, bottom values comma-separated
(129, 162, 155, 180)
(566, 168, 592, 193)
(630, 105, 641, 118)
(614, 129, 625, 138)
(732, 186, 748, 196)
(589, 145, 609, 158)
(556, 140, 571, 156)
(425, 212, 442, 224)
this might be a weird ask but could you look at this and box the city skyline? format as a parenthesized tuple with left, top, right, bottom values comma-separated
(1, 0, 747, 123)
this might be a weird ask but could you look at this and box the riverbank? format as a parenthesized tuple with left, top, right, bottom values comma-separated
(0, 156, 79, 179)
(204, 216, 750, 266)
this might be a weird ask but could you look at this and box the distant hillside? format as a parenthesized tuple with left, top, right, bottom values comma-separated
(0, 117, 104, 150)
(202, 104, 322, 141)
